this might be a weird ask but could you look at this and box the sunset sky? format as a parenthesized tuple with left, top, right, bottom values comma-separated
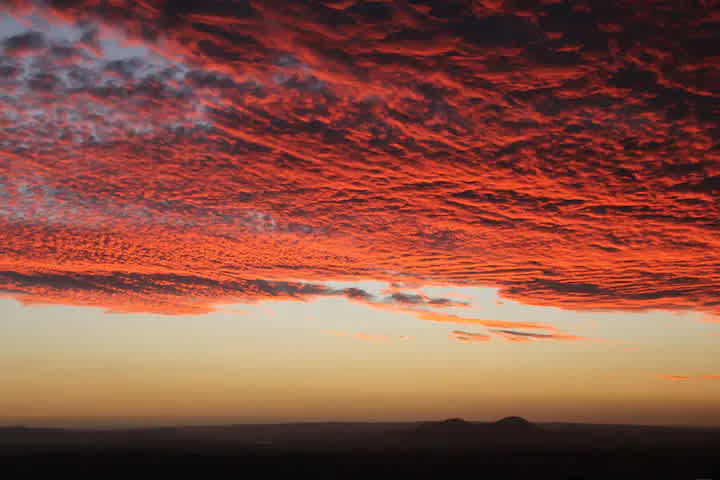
(1, 0, 719, 428)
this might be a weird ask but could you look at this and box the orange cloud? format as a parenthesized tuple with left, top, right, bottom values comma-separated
(415, 312, 556, 330)
(450, 330, 491, 343)
(490, 329, 590, 342)
(0, 1, 718, 317)
(354, 333, 390, 343)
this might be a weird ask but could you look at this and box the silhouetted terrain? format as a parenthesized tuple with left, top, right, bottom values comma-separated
(1, 418, 719, 478)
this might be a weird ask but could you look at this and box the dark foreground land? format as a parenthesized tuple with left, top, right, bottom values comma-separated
(1, 417, 719, 478)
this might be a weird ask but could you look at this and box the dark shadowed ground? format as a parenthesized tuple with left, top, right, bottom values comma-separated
(1, 418, 719, 478)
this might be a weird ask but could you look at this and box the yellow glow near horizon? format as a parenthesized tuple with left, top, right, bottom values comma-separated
(2, 291, 719, 428)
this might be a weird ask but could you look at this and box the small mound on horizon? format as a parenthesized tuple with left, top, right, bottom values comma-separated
(412, 416, 542, 438)
(438, 418, 473, 427)
(416, 417, 476, 434)
(494, 416, 540, 432)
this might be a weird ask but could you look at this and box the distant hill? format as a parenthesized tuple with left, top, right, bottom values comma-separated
(416, 417, 477, 435)
(415, 416, 541, 437)
(0, 417, 543, 447)
(494, 416, 541, 433)
(3, 418, 720, 454)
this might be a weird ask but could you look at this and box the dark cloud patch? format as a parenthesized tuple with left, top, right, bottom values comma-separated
(77, 27, 100, 52)
(162, 0, 257, 24)
(185, 69, 238, 90)
(0, 61, 21, 79)
(2, 31, 46, 56)
(0, 267, 462, 315)
(345, 2, 394, 23)
(389, 293, 424, 305)
(48, 43, 81, 59)
(0, 269, 351, 314)
(27, 72, 62, 91)
(673, 175, 720, 195)
(457, 15, 542, 48)
(343, 288, 374, 301)
(104, 57, 144, 78)
(427, 297, 468, 307)
(0, 270, 115, 295)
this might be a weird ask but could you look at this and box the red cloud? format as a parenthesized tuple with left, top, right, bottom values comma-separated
(0, 1, 718, 317)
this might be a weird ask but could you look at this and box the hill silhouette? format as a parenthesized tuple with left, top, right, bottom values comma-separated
(416, 417, 477, 435)
(1, 420, 719, 477)
(414, 416, 541, 438)
(494, 416, 541, 433)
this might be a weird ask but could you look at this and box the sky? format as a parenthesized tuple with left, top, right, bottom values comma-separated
(0, 0, 719, 428)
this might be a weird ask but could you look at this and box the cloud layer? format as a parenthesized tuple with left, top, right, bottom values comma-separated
(1, 0, 719, 314)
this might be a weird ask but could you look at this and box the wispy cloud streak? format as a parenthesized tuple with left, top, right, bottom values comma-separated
(450, 330, 491, 343)
(651, 374, 720, 382)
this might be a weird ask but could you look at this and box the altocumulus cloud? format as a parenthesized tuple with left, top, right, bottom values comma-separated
(0, 0, 718, 316)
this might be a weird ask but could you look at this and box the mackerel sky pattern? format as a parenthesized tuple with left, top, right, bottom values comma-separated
(1, 0, 718, 315)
